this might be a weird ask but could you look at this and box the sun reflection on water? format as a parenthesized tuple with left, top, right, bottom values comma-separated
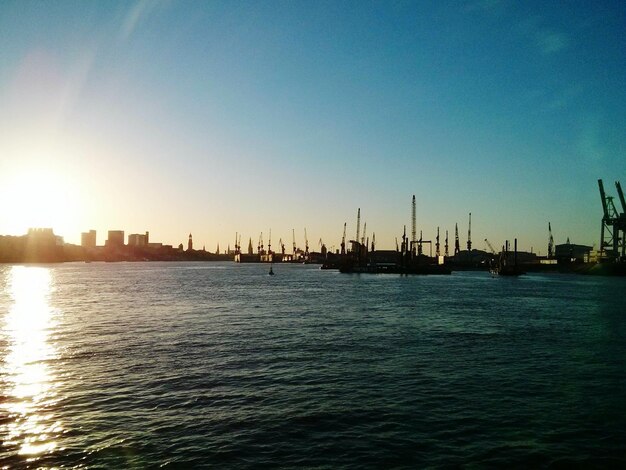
(1, 266, 62, 462)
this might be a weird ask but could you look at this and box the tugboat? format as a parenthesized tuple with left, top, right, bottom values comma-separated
(491, 238, 525, 276)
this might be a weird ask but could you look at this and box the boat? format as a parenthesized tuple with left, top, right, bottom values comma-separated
(491, 239, 525, 276)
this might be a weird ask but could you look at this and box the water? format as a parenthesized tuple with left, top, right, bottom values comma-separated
(1, 262, 625, 468)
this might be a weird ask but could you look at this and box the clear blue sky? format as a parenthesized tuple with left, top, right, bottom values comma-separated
(1, 0, 624, 253)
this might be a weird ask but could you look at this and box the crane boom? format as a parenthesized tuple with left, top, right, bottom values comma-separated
(598, 179, 609, 219)
(484, 238, 497, 254)
(616, 181, 626, 213)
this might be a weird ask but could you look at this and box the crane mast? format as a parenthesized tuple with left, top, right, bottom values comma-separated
(548, 223, 554, 258)
(435, 227, 440, 257)
(355, 208, 361, 246)
(445, 230, 449, 257)
(467, 212, 472, 251)
(454, 223, 460, 255)
(292, 229, 296, 255)
(411, 195, 416, 255)
(340, 222, 346, 255)
(304, 228, 309, 257)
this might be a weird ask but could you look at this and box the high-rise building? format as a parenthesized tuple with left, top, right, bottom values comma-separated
(81, 230, 96, 248)
(106, 230, 124, 247)
(128, 233, 148, 246)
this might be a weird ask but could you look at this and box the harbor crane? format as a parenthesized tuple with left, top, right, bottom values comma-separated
(268, 229, 272, 255)
(362, 222, 367, 246)
(454, 223, 460, 255)
(435, 227, 440, 257)
(411, 195, 417, 255)
(598, 179, 626, 260)
(340, 222, 347, 255)
(355, 208, 361, 246)
(304, 228, 309, 258)
(278, 238, 285, 255)
(445, 230, 449, 257)
(467, 212, 472, 251)
(292, 229, 296, 255)
(484, 238, 497, 254)
(371, 232, 376, 251)
(548, 223, 554, 258)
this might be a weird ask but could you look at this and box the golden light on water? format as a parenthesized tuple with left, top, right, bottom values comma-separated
(1, 266, 62, 460)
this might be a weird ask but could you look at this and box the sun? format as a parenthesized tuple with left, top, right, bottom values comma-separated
(0, 168, 83, 240)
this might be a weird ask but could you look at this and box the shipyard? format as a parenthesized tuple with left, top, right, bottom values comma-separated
(1, 179, 624, 277)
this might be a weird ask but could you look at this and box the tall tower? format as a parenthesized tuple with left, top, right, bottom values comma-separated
(435, 227, 440, 257)
(411, 195, 416, 255)
(445, 230, 449, 257)
(188, 233, 193, 251)
(454, 223, 460, 256)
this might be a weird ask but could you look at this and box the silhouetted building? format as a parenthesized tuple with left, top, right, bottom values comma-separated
(81, 230, 96, 248)
(128, 233, 148, 247)
(188, 233, 193, 251)
(555, 242, 592, 263)
(106, 230, 124, 247)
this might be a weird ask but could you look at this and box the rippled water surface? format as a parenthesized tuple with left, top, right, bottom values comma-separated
(1, 262, 625, 468)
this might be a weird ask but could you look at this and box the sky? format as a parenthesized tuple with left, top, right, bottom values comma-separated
(0, 0, 624, 254)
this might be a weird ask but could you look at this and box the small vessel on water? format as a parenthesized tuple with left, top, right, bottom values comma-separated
(490, 238, 525, 276)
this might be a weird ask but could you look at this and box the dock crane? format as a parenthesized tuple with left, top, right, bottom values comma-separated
(340, 222, 347, 255)
(411, 195, 417, 255)
(278, 238, 285, 255)
(371, 232, 376, 252)
(292, 229, 296, 255)
(454, 223, 460, 255)
(268, 229, 272, 255)
(548, 223, 554, 258)
(304, 228, 309, 258)
(484, 238, 497, 254)
(445, 230, 449, 257)
(362, 222, 367, 246)
(435, 227, 440, 257)
(355, 208, 361, 246)
(598, 179, 626, 260)
(467, 212, 472, 251)
(318, 238, 327, 256)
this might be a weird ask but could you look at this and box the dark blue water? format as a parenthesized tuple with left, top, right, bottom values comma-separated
(1, 262, 625, 468)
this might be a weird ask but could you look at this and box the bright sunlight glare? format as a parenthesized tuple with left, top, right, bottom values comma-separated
(0, 168, 83, 238)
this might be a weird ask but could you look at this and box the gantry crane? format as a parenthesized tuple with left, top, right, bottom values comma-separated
(598, 179, 626, 260)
